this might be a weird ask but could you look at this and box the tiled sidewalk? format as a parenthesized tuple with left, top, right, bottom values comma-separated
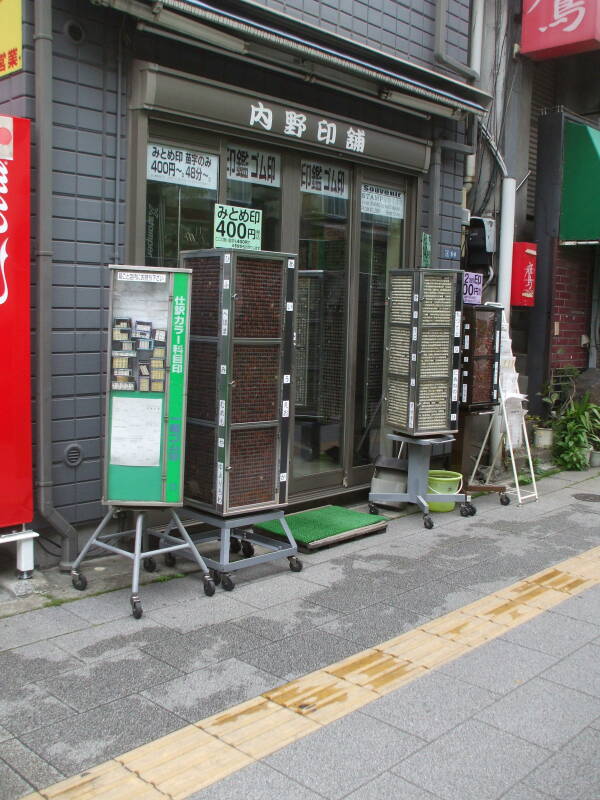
(1, 470, 600, 799)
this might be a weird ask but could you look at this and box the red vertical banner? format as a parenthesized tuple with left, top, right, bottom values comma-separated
(0, 116, 32, 526)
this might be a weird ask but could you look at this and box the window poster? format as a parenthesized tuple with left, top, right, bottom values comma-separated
(227, 145, 281, 186)
(147, 144, 218, 189)
(214, 203, 262, 250)
(300, 160, 349, 198)
(361, 184, 405, 219)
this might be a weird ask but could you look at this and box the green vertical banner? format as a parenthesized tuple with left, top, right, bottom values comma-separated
(165, 271, 191, 504)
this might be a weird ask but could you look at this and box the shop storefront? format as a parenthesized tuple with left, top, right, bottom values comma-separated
(126, 62, 432, 501)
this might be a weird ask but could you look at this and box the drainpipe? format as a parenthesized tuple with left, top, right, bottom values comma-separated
(35, 2, 78, 569)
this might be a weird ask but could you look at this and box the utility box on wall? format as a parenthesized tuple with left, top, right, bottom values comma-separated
(182, 249, 296, 516)
(383, 269, 463, 436)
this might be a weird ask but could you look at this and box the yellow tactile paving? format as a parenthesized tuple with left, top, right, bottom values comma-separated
(421, 609, 509, 646)
(199, 696, 320, 759)
(326, 649, 428, 694)
(264, 669, 378, 724)
(40, 761, 165, 800)
(31, 545, 600, 800)
(117, 725, 252, 800)
(493, 581, 567, 610)
(377, 627, 469, 667)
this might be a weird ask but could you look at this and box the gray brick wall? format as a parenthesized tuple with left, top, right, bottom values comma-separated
(49, 0, 125, 523)
(249, 0, 470, 70)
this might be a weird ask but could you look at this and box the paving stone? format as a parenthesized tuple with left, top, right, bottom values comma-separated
(541, 642, 600, 698)
(523, 727, 600, 800)
(187, 760, 324, 799)
(476, 677, 600, 751)
(0, 760, 34, 799)
(51, 616, 174, 662)
(393, 719, 550, 800)
(389, 579, 482, 619)
(443, 557, 538, 595)
(142, 657, 280, 721)
(0, 725, 11, 742)
(363, 670, 498, 741)
(0, 683, 75, 736)
(65, 589, 136, 623)
(0, 737, 64, 789)
(36, 648, 182, 711)
(238, 627, 361, 681)
(499, 786, 552, 800)
(439, 637, 557, 694)
(264, 711, 423, 799)
(229, 598, 340, 642)
(224, 573, 323, 609)
(140, 621, 269, 672)
(147, 594, 258, 632)
(550, 584, 600, 624)
(343, 772, 439, 799)
(502, 608, 600, 657)
(20, 694, 184, 776)
(0, 641, 83, 691)
(318, 602, 429, 649)
(0, 607, 87, 651)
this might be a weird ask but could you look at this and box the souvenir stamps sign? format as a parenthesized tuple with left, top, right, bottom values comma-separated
(361, 184, 405, 218)
(214, 204, 262, 250)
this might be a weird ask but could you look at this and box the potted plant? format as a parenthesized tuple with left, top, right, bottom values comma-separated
(552, 394, 600, 470)
(533, 370, 578, 449)
(529, 414, 554, 449)
(587, 402, 600, 466)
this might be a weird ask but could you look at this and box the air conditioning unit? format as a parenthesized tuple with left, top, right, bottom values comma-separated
(181, 249, 296, 516)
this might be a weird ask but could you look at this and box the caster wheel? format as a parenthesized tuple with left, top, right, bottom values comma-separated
(423, 515, 434, 530)
(143, 557, 157, 572)
(368, 503, 379, 515)
(211, 570, 221, 586)
(241, 541, 255, 558)
(230, 538, 242, 554)
(221, 574, 235, 591)
(288, 557, 303, 572)
(164, 552, 176, 568)
(203, 578, 216, 597)
(466, 502, 477, 517)
(71, 573, 87, 591)
(131, 600, 143, 619)
(460, 504, 471, 517)
(500, 493, 511, 506)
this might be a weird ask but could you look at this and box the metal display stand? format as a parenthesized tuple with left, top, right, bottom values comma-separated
(369, 433, 474, 529)
(158, 507, 302, 591)
(70, 507, 215, 618)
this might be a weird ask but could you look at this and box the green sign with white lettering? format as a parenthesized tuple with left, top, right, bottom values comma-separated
(214, 204, 262, 250)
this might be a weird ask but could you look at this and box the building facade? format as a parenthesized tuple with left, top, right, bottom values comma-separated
(0, 0, 490, 565)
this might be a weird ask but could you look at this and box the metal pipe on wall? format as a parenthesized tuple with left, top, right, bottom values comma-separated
(34, 2, 78, 569)
(497, 177, 517, 312)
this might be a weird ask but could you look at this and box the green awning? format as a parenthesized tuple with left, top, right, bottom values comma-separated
(560, 121, 600, 241)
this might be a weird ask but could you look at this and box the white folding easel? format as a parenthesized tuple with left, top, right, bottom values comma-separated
(469, 385, 538, 505)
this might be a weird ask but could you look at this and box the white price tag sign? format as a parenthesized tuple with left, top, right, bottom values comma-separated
(147, 144, 218, 189)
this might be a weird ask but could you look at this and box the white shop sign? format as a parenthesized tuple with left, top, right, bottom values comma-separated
(147, 144, 218, 189)
(361, 184, 405, 219)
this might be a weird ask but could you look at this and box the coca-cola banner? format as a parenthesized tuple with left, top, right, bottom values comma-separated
(0, 116, 32, 527)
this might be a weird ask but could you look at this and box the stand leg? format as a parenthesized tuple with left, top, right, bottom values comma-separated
(169, 510, 211, 577)
(71, 508, 113, 572)
(131, 511, 144, 598)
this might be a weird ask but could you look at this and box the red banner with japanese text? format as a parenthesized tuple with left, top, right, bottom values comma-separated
(0, 116, 32, 527)
(521, 0, 600, 60)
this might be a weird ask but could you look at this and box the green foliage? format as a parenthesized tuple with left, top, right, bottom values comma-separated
(552, 393, 600, 470)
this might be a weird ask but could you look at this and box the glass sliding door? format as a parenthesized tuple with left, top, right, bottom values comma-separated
(353, 182, 405, 466)
(293, 161, 349, 483)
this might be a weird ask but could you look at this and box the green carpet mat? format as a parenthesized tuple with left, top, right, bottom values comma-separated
(255, 505, 388, 545)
